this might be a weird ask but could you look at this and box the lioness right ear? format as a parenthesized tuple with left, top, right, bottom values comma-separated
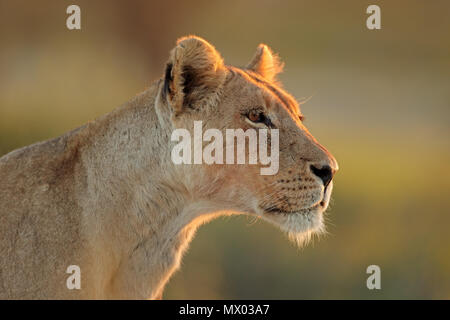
(246, 44, 284, 83)
(163, 36, 226, 116)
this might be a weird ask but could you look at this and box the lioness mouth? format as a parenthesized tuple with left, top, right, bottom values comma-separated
(264, 207, 298, 214)
(263, 184, 331, 214)
(319, 183, 333, 208)
(263, 204, 320, 215)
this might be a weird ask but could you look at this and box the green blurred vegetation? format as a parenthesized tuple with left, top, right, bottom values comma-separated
(1, 0, 449, 299)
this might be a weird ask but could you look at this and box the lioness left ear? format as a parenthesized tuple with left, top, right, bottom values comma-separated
(163, 36, 226, 116)
(246, 44, 284, 83)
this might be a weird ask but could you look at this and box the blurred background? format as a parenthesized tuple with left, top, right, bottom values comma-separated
(1, 0, 449, 299)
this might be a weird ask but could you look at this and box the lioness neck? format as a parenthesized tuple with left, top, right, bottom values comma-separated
(74, 80, 205, 299)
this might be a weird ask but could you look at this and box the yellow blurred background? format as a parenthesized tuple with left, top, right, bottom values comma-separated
(1, 0, 449, 298)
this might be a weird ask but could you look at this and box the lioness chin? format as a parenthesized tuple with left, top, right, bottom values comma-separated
(0, 36, 338, 299)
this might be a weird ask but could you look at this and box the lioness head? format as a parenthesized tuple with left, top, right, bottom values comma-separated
(158, 36, 338, 246)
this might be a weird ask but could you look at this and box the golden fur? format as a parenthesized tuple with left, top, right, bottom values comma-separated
(0, 36, 337, 299)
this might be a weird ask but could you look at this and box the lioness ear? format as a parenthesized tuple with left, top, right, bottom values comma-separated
(246, 44, 284, 83)
(163, 36, 226, 116)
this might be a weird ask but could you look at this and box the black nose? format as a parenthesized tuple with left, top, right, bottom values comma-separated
(310, 165, 334, 187)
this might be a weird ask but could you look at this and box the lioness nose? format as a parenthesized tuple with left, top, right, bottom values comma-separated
(310, 165, 334, 188)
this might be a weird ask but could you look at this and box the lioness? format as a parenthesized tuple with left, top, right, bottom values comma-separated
(0, 36, 338, 299)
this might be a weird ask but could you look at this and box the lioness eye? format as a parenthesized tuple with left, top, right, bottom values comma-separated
(247, 110, 265, 123)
